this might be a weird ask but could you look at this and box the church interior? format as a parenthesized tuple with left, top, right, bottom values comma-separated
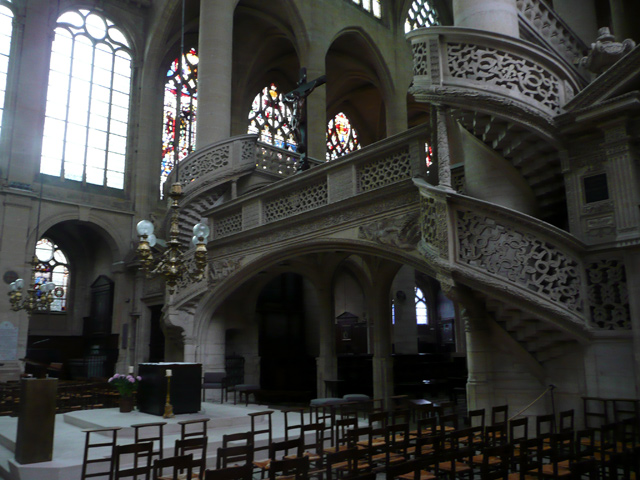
(0, 0, 639, 478)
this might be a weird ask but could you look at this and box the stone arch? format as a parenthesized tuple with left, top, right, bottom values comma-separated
(325, 27, 397, 145)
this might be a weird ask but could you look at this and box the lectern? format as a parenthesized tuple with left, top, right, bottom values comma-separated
(137, 363, 201, 416)
(15, 378, 58, 464)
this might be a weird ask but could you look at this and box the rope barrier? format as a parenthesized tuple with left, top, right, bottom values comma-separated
(508, 384, 556, 422)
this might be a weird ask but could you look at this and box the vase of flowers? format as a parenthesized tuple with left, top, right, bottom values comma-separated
(108, 373, 141, 412)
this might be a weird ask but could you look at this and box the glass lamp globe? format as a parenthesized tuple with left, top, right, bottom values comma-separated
(136, 219, 155, 236)
(193, 223, 210, 239)
(147, 234, 157, 247)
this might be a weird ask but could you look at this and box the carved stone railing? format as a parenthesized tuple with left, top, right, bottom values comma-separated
(415, 178, 588, 326)
(407, 27, 583, 122)
(163, 135, 323, 198)
(415, 178, 633, 332)
(516, 0, 589, 72)
(208, 125, 429, 239)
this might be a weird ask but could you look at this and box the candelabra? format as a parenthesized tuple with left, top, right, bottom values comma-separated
(163, 369, 175, 418)
(136, 182, 209, 294)
(8, 255, 60, 313)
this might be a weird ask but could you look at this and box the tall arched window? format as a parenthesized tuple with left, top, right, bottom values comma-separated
(0, 0, 14, 141)
(351, 0, 382, 18)
(415, 287, 428, 325)
(247, 83, 297, 151)
(405, 0, 440, 33)
(35, 238, 69, 312)
(161, 48, 198, 195)
(326, 112, 361, 160)
(40, 9, 132, 189)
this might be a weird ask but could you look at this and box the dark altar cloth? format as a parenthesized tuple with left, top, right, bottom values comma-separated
(137, 363, 202, 416)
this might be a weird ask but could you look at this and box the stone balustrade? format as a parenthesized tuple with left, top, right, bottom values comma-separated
(415, 178, 588, 326)
(407, 27, 583, 121)
(207, 125, 429, 239)
(516, 0, 588, 69)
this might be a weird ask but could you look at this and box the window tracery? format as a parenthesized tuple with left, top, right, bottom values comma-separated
(326, 112, 361, 160)
(161, 48, 198, 196)
(40, 9, 132, 189)
(247, 83, 297, 151)
(415, 287, 428, 324)
(35, 238, 69, 312)
(0, 1, 14, 142)
(350, 0, 382, 18)
(405, 0, 440, 33)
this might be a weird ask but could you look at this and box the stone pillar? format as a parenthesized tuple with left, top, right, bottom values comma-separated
(315, 286, 338, 397)
(624, 250, 640, 397)
(196, 0, 234, 148)
(301, 50, 327, 163)
(364, 259, 399, 408)
(201, 314, 226, 401)
(435, 106, 454, 191)
(601, 120, 640, 240)
(609, 0, 640, 44)
(391, 266, 418, 354)
(453, 0, 519, 37)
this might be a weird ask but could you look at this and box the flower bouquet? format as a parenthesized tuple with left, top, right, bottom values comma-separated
(108, 373, 141, 412)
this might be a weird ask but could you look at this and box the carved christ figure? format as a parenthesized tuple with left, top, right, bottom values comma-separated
(284, 67, 327, 171)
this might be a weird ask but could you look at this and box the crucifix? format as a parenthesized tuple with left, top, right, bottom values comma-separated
(284, 68, 327, 172)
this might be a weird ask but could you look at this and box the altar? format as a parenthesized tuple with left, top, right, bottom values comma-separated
(137, 362, 201, 416)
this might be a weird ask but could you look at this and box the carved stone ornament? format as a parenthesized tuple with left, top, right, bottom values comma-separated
(357, 213, 420, 251)
(579, 27, 636, 75)
(586, 259, 630, 330)
(208, 257, 244, 287)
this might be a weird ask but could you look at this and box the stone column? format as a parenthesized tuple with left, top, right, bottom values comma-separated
(314, 286, 338, 397)
(196, 0, 235, 148)
(453, 0, 519, 37)
(200, 314, 226, 401)
(391, 266, 418, 354)
(442, 281, 494, 411)
(364, 259, 399, 407)
(301, 49, 327, 163)
(624, 250, 640, 397)
(435, 106, 454, 191)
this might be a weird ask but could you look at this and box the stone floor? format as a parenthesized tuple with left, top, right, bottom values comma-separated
(0, 393, 467, 480)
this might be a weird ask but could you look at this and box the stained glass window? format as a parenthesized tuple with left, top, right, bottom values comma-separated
(0, 1, 14, 141)
(405, 0, 440, 33)
(35, 238, 69, 312)
(326, 112, 361, 160)
(161, 48, 198, 196)
(415, 287, 428, 325)
(248, 83, 297, 151)
(425, 142, 433, 174)
(351, 0, 382, 18)
(40, 9, 132, 189)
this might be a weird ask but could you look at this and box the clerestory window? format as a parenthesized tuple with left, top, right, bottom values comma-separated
(161, 48, 198, 196)
(40, 9, 132, 189)
(415, 287, 428, 325)
(350, 0, 382, 19)
(405, 0, 441, 33)
(248, 83, 297, 151)
(0, 0, 14, 142)
(326, 112, 361, 160)
(35, 238, 69, 312)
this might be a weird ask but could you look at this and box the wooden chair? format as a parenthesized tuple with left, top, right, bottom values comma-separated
(268, 456, 310, 480)
(254, 436, 304, 478)
(438, 413, 459, 433)
(386, 455, 440, 480)
(249, 410, 274, 463)
(222, 431, 254, 449)
(513, 437, 542, 480)
(174, 436, 208, 480)
(559, 410, 575, 433)
(371, 422, 410, 471)
(178, 419, 209, 441)
(204, 464, 253, 480)
(133, 422, 167, 469)
(216, 444, 254, 469)
(325, 447, 371, 480)
(283, 407, 305, 441)
(202, 372, 227, 403)
(81, 427, 121, 480)
(113, 442, 153, 480)
(327, 413, 358, 453)
(478, 443, 511, 480)
(538, 431, 575, 478)
(491, 406, 508, 427)
(509, 418, 528, 445)
(299, 421, 326, 477)
(153, 454, 194, 480)
(438, 428, 476, 480)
